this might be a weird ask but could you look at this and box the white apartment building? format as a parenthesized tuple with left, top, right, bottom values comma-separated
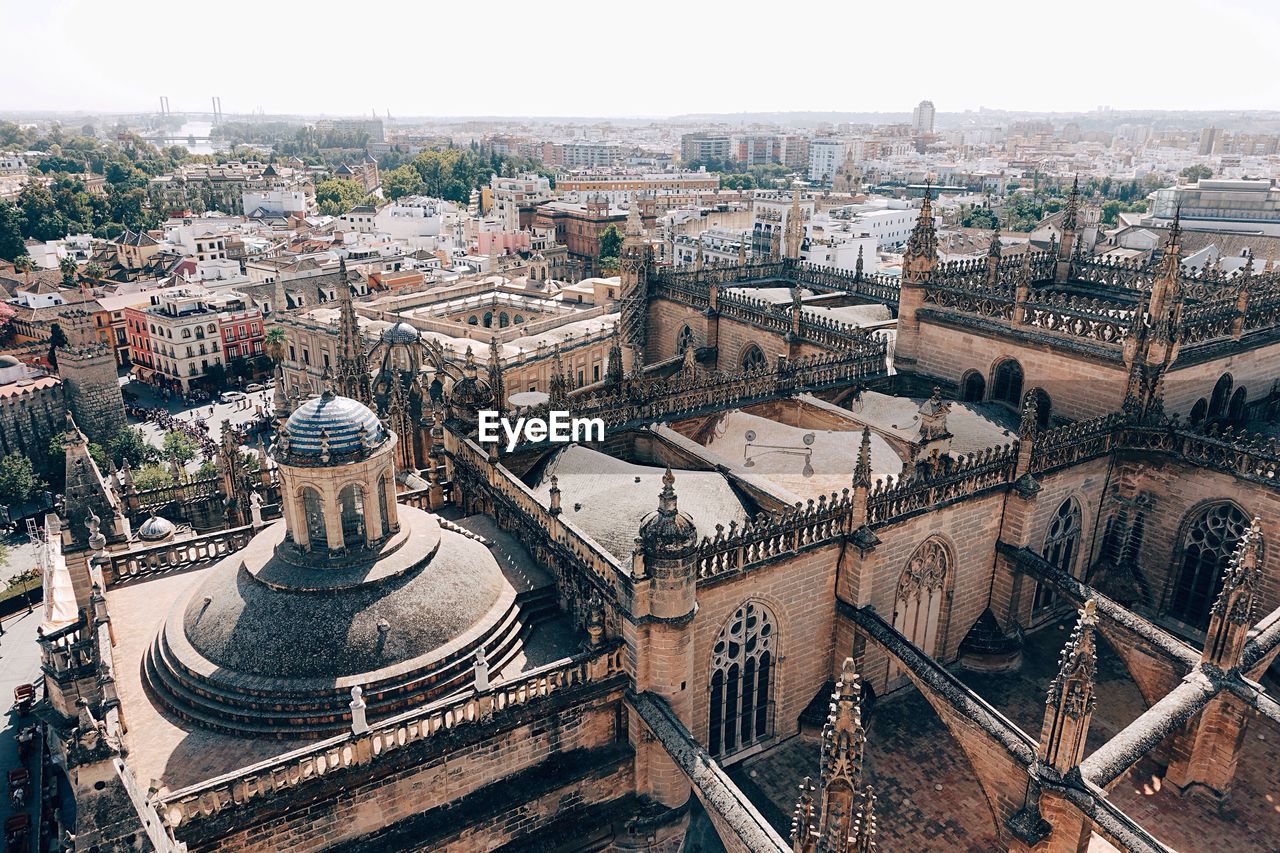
(809, 138, 848, 183)
(242, 188, 309, 217)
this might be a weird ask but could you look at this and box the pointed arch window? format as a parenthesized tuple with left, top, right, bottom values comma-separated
(740, 344, 766, 372)
(991, 359, 1023, 405)
(890, 538, 950, 682)
(1170, 503, 1250, 628)
(709, 601, 775, 759)
(1034, 499, 1082, 613)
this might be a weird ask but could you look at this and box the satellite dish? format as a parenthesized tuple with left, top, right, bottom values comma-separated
(744, 429, 757, 442)
(802, 432, 815, 446)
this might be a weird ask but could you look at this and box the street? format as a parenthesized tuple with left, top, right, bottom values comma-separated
(125, 379, 276, 471)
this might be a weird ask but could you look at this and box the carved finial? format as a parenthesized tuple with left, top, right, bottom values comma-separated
(853, 427, 872, 489)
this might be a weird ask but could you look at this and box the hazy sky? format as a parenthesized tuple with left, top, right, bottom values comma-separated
(5, 0, 1279, 117)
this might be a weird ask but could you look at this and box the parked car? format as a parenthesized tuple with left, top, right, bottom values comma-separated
(246, 383, 266, 393)
(220, 391, 247, 403)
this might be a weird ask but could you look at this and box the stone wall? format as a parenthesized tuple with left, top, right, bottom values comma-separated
(1108, 455, 1280, 621)
(691, 543, 840, 759)
(175, 683, 629, 852)
(1165, 337, 1280, 418)
(0, 379, 65, 467)
(911, 318, 1127, 421)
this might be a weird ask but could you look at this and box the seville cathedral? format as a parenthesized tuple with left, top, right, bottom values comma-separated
(31, 185, 1280, 852)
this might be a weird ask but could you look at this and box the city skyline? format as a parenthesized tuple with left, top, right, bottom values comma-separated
(6, 0, 1280, 117)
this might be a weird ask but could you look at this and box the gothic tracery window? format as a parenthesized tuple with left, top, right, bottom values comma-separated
(709, 601, 775, 758)
(1170, 503, 1250, 628)
(890, 538, 950, 681)
(1034, 499, 1082, 613)
(740, 344, 766, 372)
(676, 325, 694, 354)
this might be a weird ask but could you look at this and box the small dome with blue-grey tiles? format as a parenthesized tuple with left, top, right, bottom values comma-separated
(281, 389, 386, 464)
(381, 321, 421, 345)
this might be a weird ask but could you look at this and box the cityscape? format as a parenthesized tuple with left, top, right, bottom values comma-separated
(1, 2, 1280, 851)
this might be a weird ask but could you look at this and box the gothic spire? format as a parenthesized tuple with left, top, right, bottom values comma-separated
(335, 256, 372, 405)
(1061, 174, 1080, 233)
(852, 427, 872, 489)
(790, 777, 817, 853)
(1038, 599, 1098, 775)
(904, 181, 937, 265)
(1203, 517, 1263, 669)
(487, 336, 506, 414)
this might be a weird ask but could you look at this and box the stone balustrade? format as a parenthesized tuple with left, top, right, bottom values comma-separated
(107, 524, 256, 584)
(867, 445, 1018, 524)
(159, 645, 626, 829)
(452, 436, 626, 591)
(696, 493, 853, 582)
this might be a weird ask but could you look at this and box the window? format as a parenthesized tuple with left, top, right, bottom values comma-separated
(1170, 503, 1250, 628)
(890, 538, 950, 682)
(991, 359, 1024, 405)
(181, 328, 192, 339)
(1035, 499, 1082, 612)
(740, 344, 766, 372)
(338, 484, 365, 549)
(303, 488, 327, 550)
(1208, 373, 1233, 421)
(708, 601, 775, 758)
(377, 474, 390, 538)
(676, 325, 695, 354)
(961, 370, 985, 402)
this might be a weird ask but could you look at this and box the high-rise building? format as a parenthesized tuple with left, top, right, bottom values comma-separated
(912, 99, 936, 134)
(680, 132, 733, 165)
(1199, 126, 1221, 155)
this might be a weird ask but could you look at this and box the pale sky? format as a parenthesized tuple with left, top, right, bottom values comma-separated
(4, 0, 1279, 117)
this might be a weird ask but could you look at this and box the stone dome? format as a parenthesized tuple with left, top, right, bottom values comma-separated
(381, 321, 421, 345)
(138, 515, 176, 542)
(638, 468, 698, 557)
(281, 389, 386, 464)
(145, 508, 534, 738)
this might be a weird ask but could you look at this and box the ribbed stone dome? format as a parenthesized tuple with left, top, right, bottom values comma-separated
(138, 515, 176, 541)
(282, 390, 385, 463)
(381, 321, 421, 345)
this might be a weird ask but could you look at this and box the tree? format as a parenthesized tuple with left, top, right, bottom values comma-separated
(162, 431, 198, 467)
(83, 261, 104, 283)
(59, 255, 78, 286)
(1180, 165, 1213, 183)
(46, 321, 68, 369)
(960, 205, 999, 230)
(720, 174, 756, 190)
(314, 177, 368, 217)
(382, 165, 424, 200)
(598, 224, 623, 271)
(132, 463, 173, 491)
(104, 426, 157, 469)
(204, 362, 227, 387)
(0, 201, 24, 262)
(263, 327, 286, 364)
(229, 357, 253, 382)
(0, 454, 41, 506)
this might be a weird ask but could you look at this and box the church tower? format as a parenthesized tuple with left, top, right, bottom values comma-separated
(56, 307, 125, 445)
(1054, 175, 1080, 283)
